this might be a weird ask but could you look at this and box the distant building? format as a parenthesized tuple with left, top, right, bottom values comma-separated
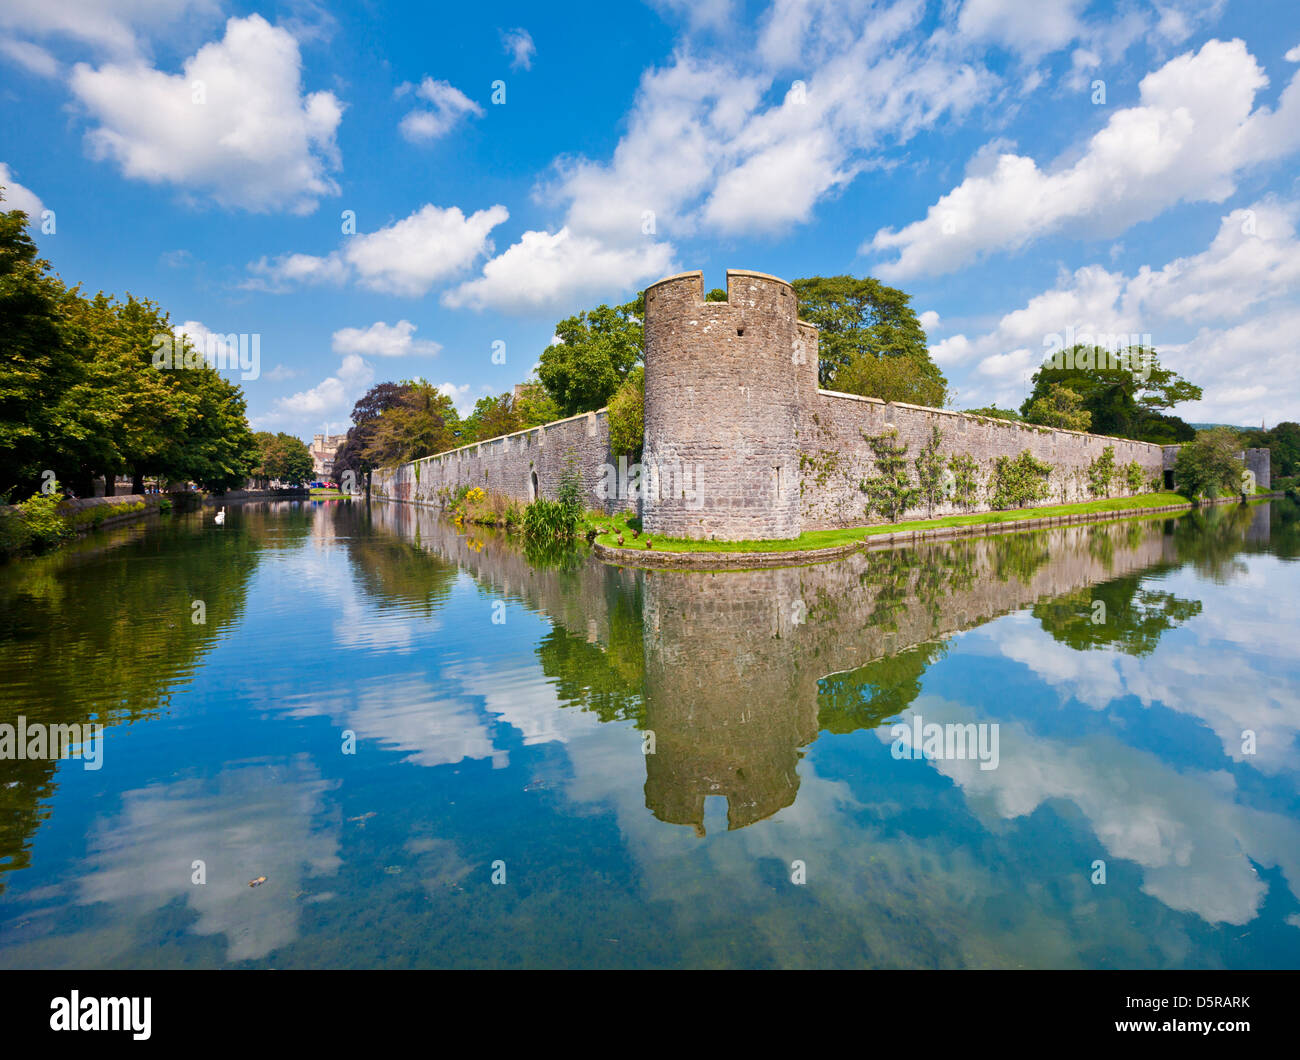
(309, 432, 348, 478)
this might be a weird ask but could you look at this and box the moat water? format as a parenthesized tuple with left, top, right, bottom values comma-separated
(1, 499, 1298, 968)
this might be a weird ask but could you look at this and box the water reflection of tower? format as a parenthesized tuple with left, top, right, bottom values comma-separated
(642, 569, 818, 834)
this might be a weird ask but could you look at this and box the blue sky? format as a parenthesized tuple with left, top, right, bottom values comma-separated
(3, 0, 1298, 442)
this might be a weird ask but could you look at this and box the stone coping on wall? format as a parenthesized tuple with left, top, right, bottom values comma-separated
(815, 389, 1168, 452)
(376, 406, 610, 473)
(593, 494, 1274, 572)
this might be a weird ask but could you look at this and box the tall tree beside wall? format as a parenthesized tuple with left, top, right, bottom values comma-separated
(362, 381, 461, 466)
(792, 275, 947, 406)
(1174, 428, 1248, 500)
(334, 382, 412, 492)
(0, 196, 257, 497)
(538, 294, 644, 416)
(252, 432, 314, 486)
(1021, 346, 1199, 443)
(1024, 384, 1091, 432)
(1238, 421, 1299, 478)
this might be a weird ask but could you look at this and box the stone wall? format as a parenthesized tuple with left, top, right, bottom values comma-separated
(800, 391, 1167, 531)
(369, 267, 1197, 538)
(369, 407, 637, 516)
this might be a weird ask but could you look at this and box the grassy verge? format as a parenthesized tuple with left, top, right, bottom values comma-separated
(591, 492, 1194, 554)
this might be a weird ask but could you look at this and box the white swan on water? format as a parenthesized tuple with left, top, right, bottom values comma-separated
(215, 507, 226, 525)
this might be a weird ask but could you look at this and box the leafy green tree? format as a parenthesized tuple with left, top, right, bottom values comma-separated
(0, 199, 258, 496)
(252, 432, 313, 486)
(363, 381, 460, 466)
(1174, 427, 1245, 500)
(334, 382, 411, 490)
(705, 287, 728, 302)
(859, 428, 919, 522)
(791, 275, 944, 398)
(948, 453, 981, 508)
(1024, 383, 1091, 431)
(1124, 460, 1146, 493)
(831, 350, 948, 407)
(514, 383, 562, 428)
(990, 450, 1053, 509)
(172, 362, 259, 490)
(1240, 421, 1299, 478)
(460, 393, 523, 443)
(963, 405, 1022, 422)
(538, 294, 644, 416)
(0, 199, 98, 496)
(1034, 575, 1201, 657)
(1086, 445, 1116, 497)
(818, 642, 948, 734)
(913, 426, 946, 518)
(607, 366, 644, 457)
(1021, 346, 1200, 442)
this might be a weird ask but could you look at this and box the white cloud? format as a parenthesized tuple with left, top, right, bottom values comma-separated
(1123, 200, 1300, 321)
(397, 77, 482, 142)
(934, 199, 1300, 420)
(331, 320, 441, 358)
(501, 28, 535, 71)
(246, 203, 508, 296)
(0, 0, 220, 59)
(918, 309, 940, 331)
(457, 4, 996, 314)
(443, 226, 677, 314)
(245, 250, 348, 291)
(868, 39, 1300, 279)
(345, 203, 507, 296)
(0, 162, 44, 217)
(69, 15, 343, 214)
(173, 319, 241, 363)
(957, 0, 1088, 58)
(553, 7, 993, 243)
(0, 36, 58, 76)
(268, 353, 374, 426)
(896, 693, 1300, 926)
(648, 0, 736, 31)
(435, 382, 478, 417)
(1287, 44, 1300, 62)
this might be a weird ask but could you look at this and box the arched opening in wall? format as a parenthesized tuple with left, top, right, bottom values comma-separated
(1164, 469, 1174, 490)
(529, 471, 539, 501)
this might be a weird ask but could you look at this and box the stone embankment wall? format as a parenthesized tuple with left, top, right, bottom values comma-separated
(369, 408, 637, 516)
(369, 267, 1235, 539)
(799, 391, 1166, 532)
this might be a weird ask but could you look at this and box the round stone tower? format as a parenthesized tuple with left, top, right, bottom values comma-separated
(642, 269, 817, 541)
